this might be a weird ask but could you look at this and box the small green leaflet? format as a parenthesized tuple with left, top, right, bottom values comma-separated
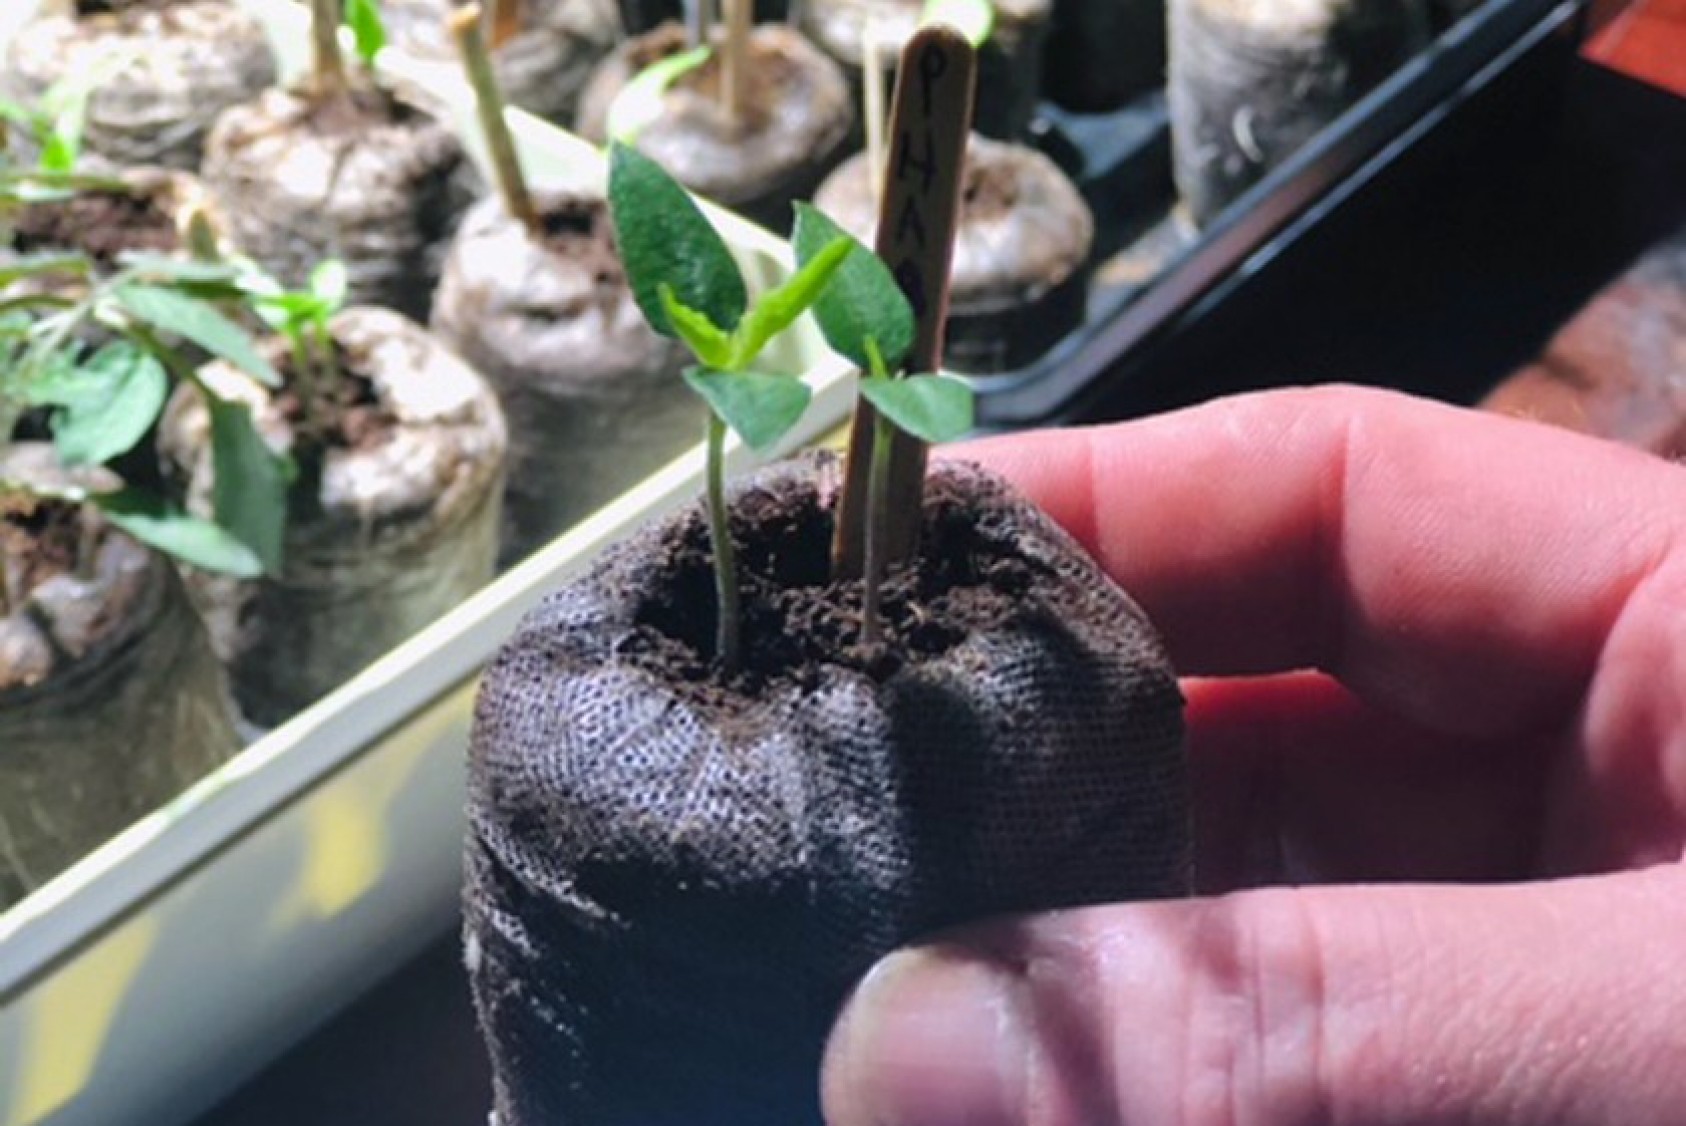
(33, 341, 168, 466)
(607, 46, 711, 143)
(113, 252, 243, 285)
(0, 252, 90, 287)
(92, 488, 263, 578)
(660, 285, 732, 368)
(920, 0, 994, 46)
(206, 395, 291, 575)
(791, 204, 914, 372)
(726, 236, 853, 368)
(344, 0, 388, 67)
(310, 259, 349, 309)
(682, 367, 812, 454)
(112, 283, 282, 387)
(607, 142, 746, 339)
(860, 373, 974, 444)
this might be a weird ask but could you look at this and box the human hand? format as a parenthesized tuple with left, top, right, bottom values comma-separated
(822, 386, 1686, 1125)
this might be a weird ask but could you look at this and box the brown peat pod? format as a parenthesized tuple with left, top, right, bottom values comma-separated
(201, 0, 474, 321)
(1168, 0, 1428, 227)
(574, 19, 853, 232)
(1, 444, 239, 909)
(464, 454, 1188, 1125)
(800, 0, 1052, 140)
(431, 189, 685, 561)
(1, 0, 276, 171)
(464, 27, 1186, 1126)
(382, 0, 622, 124)
(159, 306, 507, 729)
(7, 163, 227, 273)
(432, 6, 685, 562)
(815, 132, 1094, 373)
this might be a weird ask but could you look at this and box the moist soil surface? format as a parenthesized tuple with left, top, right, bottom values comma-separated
(0, 493, 82, 603)
(12, 188, 179, 265)
(535, 197, 626, 292)
(274, 344, 399, 457)
(624, 472, 1044, 708)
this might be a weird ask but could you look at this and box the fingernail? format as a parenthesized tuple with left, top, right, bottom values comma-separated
(823, 946, 1027, 1126)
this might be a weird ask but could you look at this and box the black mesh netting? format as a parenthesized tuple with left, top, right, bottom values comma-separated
(464, 452, 1189, 1125)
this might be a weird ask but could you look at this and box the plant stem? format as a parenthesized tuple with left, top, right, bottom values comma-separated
(861, 405, 893, 648)
(311, 0, 347, 98)
(451, 4, 539, 237)
(722, 0, 750, 123)
(705, 412, 740, 670)
(287, 328, 321, 435)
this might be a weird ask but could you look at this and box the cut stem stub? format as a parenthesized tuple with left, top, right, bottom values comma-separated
(310, 0, 347, 97)
(452, 4, 540, 236)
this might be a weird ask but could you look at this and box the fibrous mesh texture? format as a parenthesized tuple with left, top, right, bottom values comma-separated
(464, 453, 1188, 1125)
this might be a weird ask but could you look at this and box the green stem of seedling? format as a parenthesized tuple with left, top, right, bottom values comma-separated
(861, 405, 893, 649)
(860, 337, 895, 648)
(705, 411, 741, 670)
(311, 0, 348, 98)
(286, 327, 320, 435)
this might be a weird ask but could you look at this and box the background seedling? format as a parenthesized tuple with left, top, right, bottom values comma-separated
(312, 0, 387, 98)
(0, 251, 298, 604)
(452, 3, 538, 236)
(246, 259, 350, 441)
(607, 142, 852, 668)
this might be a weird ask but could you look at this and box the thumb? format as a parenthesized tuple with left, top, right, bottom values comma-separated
(822, 865, 1686, 1125)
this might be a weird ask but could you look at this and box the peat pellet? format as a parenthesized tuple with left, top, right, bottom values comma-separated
(465, 452, 1187, 1126)
(800, 0, 1052, 141)
(1041, 0, 1165, 112)
(1482, 226, 1686, 456)
(159, 307, 507, 729)
(2, 0, 276, 171)
(815, 133, 1094, 373)
(574, 22, 852, 232)
(1168, 0, 1428, 227)
(6, 163, 225, 270)
(202, 83, 473, 322)
(1, 444, 239, 909)
(431, 189, 689, 563)
(381, 0, 621, 125)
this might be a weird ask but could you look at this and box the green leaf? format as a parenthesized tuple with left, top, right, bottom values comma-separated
(92, 488, 264, 578)
(41, 341, 168, 466)
(309, 259, 349, 311)
(0, 251, 91, 287)
(660, 285, 732, 367)
(920, 0, 995, 46)
(792, 204, 914, 371)
(344, 0, 388, 67)
(114, 252, 242, 285)
(113, 283, 282, 387)
(682, 366, 811, 454)
(860, 373, 974, 443)
(607, 141, 746, 338)
(606, 45, 711, 143)
(206, 395, 290, 575)
(727, 235, 853, 368)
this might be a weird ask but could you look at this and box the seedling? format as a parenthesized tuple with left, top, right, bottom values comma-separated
(606, 142, 854, 668)
(0, 50, 132, 179)
(245, 259, 350, 440)
(792, 206, 972, 646)
(0, 252, 297, 609)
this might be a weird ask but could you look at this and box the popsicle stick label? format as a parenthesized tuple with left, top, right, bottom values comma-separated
(833, 24, 976, 575)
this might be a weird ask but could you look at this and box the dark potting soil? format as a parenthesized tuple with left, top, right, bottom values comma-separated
(625, 468, 1042, 706)
(536, 198, 627, 293)
(74, 0, 185, 26)
(12, 188, 179, 265)
(272, 347, 400, 457)
(0, 493, 82, 603)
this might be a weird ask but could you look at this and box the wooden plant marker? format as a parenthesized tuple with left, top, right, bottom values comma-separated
(832, 24, 977, 577)
(452, 3, 540, 236)
(721, 0, 752, 124)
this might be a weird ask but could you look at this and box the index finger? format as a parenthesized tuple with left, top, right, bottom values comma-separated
(951, 386, 1686, 738)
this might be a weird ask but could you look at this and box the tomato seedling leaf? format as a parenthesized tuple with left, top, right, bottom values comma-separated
(93, 488, 264, 578)
(791, 204, 913, 372)
(860, 373, 974, 444)
(682, 367, 812, 454)
(113, 283, 282, 388)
